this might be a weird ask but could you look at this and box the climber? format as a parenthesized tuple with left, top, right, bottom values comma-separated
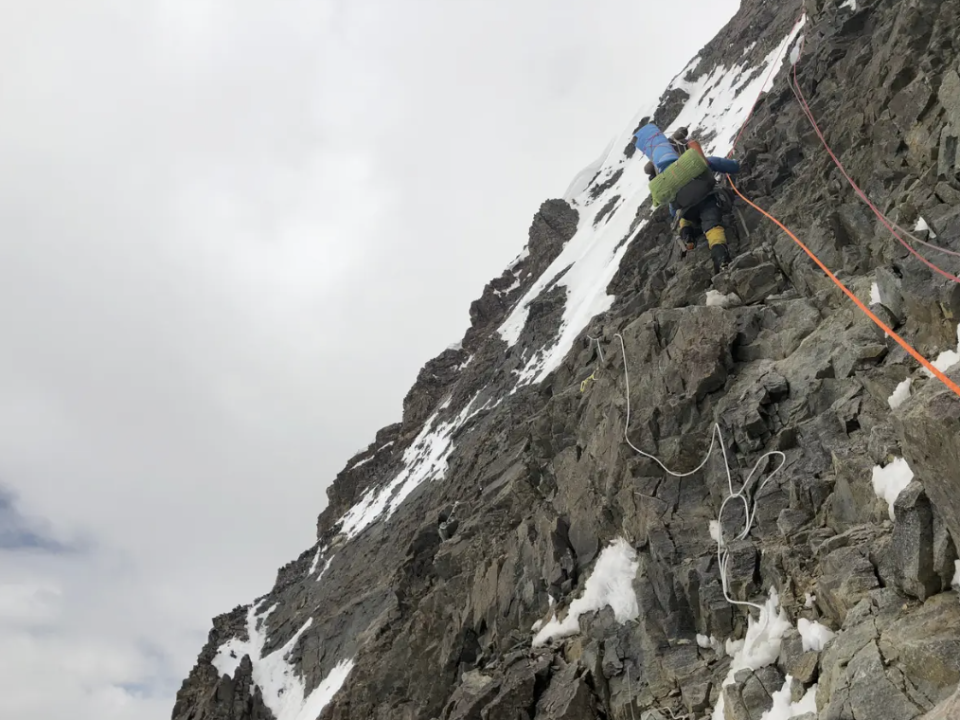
(633, 123, 741, 273)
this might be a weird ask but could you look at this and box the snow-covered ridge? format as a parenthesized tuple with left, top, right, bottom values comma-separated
(212, 602, 354, 720)
(494, 21, 806, 388)
(324, 21, 809, 553)
(336, 392, 495, 539)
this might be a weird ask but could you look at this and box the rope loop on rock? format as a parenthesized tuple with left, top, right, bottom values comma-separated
(614, 334, 787, 612)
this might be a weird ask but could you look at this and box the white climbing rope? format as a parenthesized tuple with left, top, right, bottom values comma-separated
(613, 333, 788, 613)
(580, 335, 607, 392)
(586, 334, 606, 364)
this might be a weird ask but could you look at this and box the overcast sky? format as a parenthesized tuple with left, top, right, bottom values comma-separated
(0, 1, 739, 718)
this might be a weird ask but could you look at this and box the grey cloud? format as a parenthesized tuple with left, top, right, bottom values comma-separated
(0, 485, 74, 553)
(0, 1, 740, 718)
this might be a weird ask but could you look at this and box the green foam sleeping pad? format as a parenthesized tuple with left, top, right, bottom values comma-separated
(648, 149, 710, 208)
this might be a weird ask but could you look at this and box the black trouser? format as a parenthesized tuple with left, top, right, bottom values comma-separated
(679, 195, 726, 247)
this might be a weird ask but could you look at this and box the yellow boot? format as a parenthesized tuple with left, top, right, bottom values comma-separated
(706, 227, 731, 272)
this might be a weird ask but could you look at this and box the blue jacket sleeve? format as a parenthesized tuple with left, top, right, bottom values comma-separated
(707, 157, 740, 174)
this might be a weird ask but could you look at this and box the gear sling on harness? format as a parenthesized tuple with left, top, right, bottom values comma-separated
(634, 123, 716, 211)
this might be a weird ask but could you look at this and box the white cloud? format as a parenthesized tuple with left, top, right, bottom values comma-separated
(0, 1, 740, 718)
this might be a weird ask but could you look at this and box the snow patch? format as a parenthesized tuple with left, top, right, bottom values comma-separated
(923, 324, 960, 378)
(804, 593, 816, 609)
(797, 618, 835, 652)
(789, 38, 802, 66)
(507, 247, 530, 270)
(337, 394, 493, 538)
(212, 603, 354, 720)
(308, 546, 326, 575)
(841, 0, 858, 10)
(953, 560, 960, 588)
(709, 519, 723, 547)
(496, 22, 804, 388)
(725, 638, 745, 657)
(316, 555, 334, 583)
(870, 281, 882, 306)
(532, 538, 639, 647)
(711, 589, 793, 720)
(871, 457, 915, 521)
(345, 441, 395, 471)
(493, 277, 521, 297)
(667, 18, 806, 159)
(564, 135, 618, 201)
(706, 290, 740, 308)
(697, 634, 721, 652)
(725, 590, 792, 676)
(346, 455, 373, 471)
(761, 679, 819, 720)
(887, 378, 912, 410)
(297, 661, 355, 720)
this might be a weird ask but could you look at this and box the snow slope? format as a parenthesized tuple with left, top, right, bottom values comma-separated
(337, 393, 494, 538)
(198, 17, 828, 720)
(496, 21, 805, 386)
(212, 602, 354, 720)
(326, 21, 807, 548)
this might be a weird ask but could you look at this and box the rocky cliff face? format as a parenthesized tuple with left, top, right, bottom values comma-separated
(172, 1, 960, 719)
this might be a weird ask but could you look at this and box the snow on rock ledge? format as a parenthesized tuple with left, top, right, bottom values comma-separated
(532, 537, 639, 647)
(212, 602, 354, 720)
(872, 457, 915, 521)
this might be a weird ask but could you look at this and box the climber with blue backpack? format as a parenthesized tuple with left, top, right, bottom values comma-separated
(632, 123, 741, 274)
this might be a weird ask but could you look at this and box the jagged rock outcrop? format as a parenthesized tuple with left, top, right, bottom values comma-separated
(173, 1, 960, 719)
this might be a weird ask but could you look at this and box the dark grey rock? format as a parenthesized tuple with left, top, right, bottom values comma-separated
(923, 684, 960, 720)
(846, 641, 922, 720)
(818, 546, 880, 625)
(932, 508, 959, 590)
(535, 664, 599, 720)
(778, 628, 819, 685)
(893, 481, 940, 600)
(896, 377, 960, 550)
(777, 508, 812, 538)
(445, 672, 501, 720)
(879, 594, 960, 706)
(171, 4, 960, 720)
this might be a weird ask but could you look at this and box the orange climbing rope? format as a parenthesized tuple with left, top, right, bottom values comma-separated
(728, 178, 960, 397)
(789, 36, 960, 282)
(726, 16, 960, 400)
